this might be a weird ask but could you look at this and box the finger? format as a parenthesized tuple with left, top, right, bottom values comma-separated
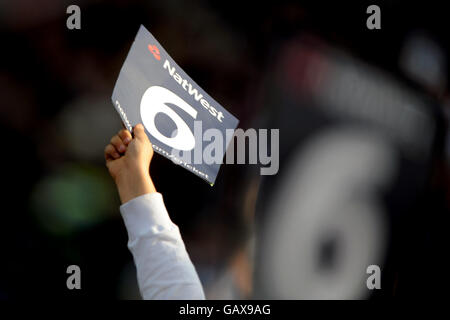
(133, 123, 150, 143)
(110, 135, 127, 153)
(104, 144, 120, 160)
(118, 129, 132, 145)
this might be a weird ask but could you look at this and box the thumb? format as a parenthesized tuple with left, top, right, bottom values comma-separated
(133, 123, 148, 142)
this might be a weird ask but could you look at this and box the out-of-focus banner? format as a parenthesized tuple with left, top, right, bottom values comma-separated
(254, 36, 444, 299)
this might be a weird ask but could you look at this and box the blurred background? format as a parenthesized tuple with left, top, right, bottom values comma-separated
(0, 0, 449, 299)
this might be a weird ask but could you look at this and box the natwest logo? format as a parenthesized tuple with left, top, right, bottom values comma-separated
(148, 44, 160, 60)
(162, 59, 224, 123)
(146, 42, 225, 123)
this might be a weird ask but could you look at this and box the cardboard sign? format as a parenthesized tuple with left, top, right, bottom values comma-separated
(112, 25, 239, 185)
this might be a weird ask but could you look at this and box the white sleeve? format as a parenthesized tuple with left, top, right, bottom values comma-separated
(119, 192, 205, 300)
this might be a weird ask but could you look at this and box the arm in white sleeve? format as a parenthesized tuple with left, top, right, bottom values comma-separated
(120, 192, 205, 300)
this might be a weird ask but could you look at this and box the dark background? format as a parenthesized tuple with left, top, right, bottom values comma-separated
(0, 0, 449, 299)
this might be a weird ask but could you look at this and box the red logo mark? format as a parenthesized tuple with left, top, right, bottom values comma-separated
(148, 44, 161, 60)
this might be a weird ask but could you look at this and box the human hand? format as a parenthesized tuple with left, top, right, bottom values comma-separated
(105, 124, 156, 204)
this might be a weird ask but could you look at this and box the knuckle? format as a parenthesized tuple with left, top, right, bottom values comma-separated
(111, 136, 120, 145)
